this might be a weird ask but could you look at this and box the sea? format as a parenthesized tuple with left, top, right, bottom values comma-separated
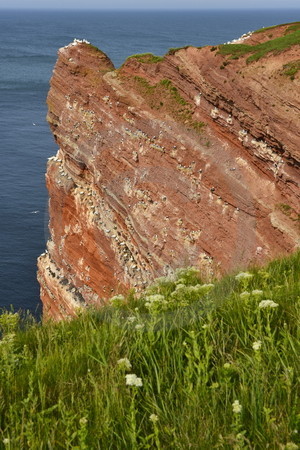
(1, 9, 299, 316)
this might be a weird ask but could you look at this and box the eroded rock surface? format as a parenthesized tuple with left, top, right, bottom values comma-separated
(38, 27, 300, 319)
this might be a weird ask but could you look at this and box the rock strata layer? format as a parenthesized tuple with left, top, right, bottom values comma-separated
(38, 27, 300, 320)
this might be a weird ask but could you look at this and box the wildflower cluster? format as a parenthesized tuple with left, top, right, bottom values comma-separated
(235, 272, 253, 281)
(125, 374, 143, 387)
(232, 400, 242, 414)
(117, 358, 132, 370)
(149, 414, 159, 423)
(258, 300, 279, 309)
(252, 340, 262, 351)
(109, 294, 125, 307)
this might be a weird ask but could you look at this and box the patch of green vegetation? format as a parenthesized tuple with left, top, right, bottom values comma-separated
(0, 252, 299, 448)
(254, 24, 281, 34)
(87, 43, 103, 53)
(283, 60, 300, 79)
(160, 79, 187, 105)
(127, 53, 163, 64)
(134, 76, 155, 94)
(285, 22, 300, 33)
(254, 21, 300, 34)
(132, 75, 205, 132)
(276, 203, 300, 224)
(167, 46, 190, 55)
(277, 203, 293, 214)
(219, 25, 300, 63)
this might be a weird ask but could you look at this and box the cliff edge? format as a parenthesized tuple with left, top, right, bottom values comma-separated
(38, 25, 300, 319)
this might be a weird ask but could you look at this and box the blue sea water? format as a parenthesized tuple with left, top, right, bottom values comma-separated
(0, 9, 299, 315)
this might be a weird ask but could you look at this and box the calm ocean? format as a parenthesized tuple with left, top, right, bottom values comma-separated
(0, 9, 299, 315)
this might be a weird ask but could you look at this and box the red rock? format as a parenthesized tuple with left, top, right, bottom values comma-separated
(38, 29, 300, 320)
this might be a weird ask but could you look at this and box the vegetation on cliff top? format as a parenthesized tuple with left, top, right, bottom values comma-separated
(218, 22, 300, 63)
(130, 75, 205, 133)
(126, 53, 164, 64)
(0, 251, 299, 448)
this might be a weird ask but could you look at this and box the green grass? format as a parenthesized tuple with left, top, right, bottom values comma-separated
(126, 53, 164, 64)
(159, 79, 187, 106)
(132, 76, 204, 133)
(218, 25, 300, 63)
(283, 60, 300, 80)
(166, 46, 190, 55)
(254, 21, 300, 34)
(0, 252, 299, 448)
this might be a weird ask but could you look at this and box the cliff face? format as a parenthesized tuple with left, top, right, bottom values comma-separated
(38, 26, 300, 320)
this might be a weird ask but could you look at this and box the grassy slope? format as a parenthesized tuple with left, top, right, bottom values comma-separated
(0, 251, 299, 448)
(218, 23, 300, 63)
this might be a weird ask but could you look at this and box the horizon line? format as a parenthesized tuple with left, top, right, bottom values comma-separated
(1, 6, 300, 10)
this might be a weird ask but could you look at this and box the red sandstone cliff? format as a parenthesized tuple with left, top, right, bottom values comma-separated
(38, 26, 300, 320)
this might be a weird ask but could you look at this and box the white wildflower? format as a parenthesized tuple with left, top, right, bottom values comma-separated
(258, 300, 279, 309)
(117, 358, 132, 370)
(240, 291, 250, 299)
(232, 399, 242, 414)
(135, 323, 145, 330)
(149, 413, 159, 423)
(285, 443, 299, 450)
(145, 294, 167, 310)
(109, 294, 125, 306)
(125, 373, 143, 387)
(175, 283, 186, 291)
(252, 340, 262, 351)
(127, 316, 136, 323)
(252, 289, 263, 297)
(79, 417, 88, 426)
(145, 294, 165, 304)
(3, 438, 10, 445)
(235, 272, 253, 281)
(0, 333, 15, 346)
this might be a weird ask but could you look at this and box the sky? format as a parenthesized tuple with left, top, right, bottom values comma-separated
(1, 0, 300, 9)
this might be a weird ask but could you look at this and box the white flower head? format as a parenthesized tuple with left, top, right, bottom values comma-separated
(285, 443, 299, 450)
(240, 291, 250, 299)
(109, 294, 125, 307)
(145, 294, 165, 304)
(125, 373, 143, 387)
(252, 340, 262, 351)
(3, 438, 10, 445)
(232, 399, 242, 414)
(127, 316, 136, 323)
(235, 272, 253, 281)
(175, 283, 186, 291)
(135, 323, 145, 330)
(258, 300, 279, 309)
(79, 417, 88, 426)
(252, 289, 263, 297)
(117, 358, 132, 370)
(149, 413, 159, 423)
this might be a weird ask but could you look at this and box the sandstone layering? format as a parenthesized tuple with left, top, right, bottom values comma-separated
(38, 25, 300, 319)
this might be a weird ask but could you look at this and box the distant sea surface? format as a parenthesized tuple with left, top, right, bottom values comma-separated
(1, 9, 299, 315)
